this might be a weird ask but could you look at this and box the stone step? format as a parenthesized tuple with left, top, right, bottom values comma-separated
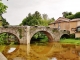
(0, 52, 7, 60)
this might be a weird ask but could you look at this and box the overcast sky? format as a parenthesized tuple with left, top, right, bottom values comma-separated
(2, 0, 80, 25)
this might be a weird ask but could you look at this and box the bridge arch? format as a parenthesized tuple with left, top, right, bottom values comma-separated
(60, 30, 70, 39)
(60, 34, 70, 39)
(30, 30, 54, 43)
(0, 32, 20, 44)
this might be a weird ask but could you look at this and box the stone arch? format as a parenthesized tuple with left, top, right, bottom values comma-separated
(59, 30, 70, 39)
(0, 32, 20, 44)
(60, 34, 70, 39)
(30, 30, 54, 43)
(60, 30, 70, 38)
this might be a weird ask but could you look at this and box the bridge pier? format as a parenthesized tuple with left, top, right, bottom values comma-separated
(27, 26, 31, 44)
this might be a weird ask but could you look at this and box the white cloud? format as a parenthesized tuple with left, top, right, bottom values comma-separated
(2, 0, 80, 25)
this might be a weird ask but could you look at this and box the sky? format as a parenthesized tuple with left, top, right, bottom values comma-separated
(2, 0, 80, 25)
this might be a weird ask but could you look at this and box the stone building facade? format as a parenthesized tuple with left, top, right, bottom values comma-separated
(49, 17, 80, 38)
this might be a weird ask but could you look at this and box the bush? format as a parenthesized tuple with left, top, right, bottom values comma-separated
(70, 34, 75, 38)
(75, 38, 80, 40)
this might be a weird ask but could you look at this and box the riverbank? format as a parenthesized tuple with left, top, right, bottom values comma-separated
(60, 38, 80, 45)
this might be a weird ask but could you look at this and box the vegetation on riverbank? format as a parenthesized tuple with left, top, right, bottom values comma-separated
(60, 38, 80, 45)
(0, 33, 19, 45)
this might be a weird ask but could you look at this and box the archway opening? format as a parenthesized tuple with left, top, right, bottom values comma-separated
(60, 34, 70, 39)
(30, 31, 53, 45)
(0, 32, 20, 45)
(30, 31, 54, 55)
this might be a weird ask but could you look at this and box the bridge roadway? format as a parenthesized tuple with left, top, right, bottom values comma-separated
(0, 26, 70, 44)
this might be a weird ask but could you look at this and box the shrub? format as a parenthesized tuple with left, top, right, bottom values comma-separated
(70, 34, 75, 38)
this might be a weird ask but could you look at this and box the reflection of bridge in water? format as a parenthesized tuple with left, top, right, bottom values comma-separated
(2, 43, 79, 60)
(0, 26, 70, 44)
(3, 44, 56, 60)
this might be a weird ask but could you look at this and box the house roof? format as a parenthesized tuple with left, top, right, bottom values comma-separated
(49, 17, 80, 25)
(70, 18, 80, 22)
(49, 17, 70, 24)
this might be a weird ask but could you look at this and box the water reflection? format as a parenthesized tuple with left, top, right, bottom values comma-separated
(0, 42, 80, 60)
(48, 57, 57, 60)
(8, 48, 16, 53)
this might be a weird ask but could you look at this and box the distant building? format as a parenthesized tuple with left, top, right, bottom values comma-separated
(49, 17, 80, 38)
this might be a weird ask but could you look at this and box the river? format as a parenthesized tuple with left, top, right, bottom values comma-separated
(0, 42, 80, 60)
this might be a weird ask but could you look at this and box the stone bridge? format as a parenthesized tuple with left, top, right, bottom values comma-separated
(0, 26, 70, 44)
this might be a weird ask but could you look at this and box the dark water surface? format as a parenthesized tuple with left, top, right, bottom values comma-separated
(0, 42, 80, 60)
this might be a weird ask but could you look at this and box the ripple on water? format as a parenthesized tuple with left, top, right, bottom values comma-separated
(48, 57, 57, 60)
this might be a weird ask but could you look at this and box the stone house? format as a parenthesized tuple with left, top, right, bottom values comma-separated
(49, 17, 80, 38)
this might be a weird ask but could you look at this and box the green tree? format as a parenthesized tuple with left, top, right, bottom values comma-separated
(65, 12, 80, 19)
(22, 11, 42, 26)
(32, 11, 42, 26)
(0, 1, 9, 26)
(40, 19, 49, 26)
(22, 13, 33, 26)
(21, 12, 55, 33)
(0, 33, 8, 45)
(74, 12, 80, 18)
(66, 15, 75, 19)
(2, 17, 9, 26)
(21, 11, 54, 26)
(62, 11, 72, 18)
(0, 2, 8, 16)
(48, 17, 55, 24)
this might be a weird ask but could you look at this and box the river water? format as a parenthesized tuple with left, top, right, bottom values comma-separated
(0, 42, 80, 60)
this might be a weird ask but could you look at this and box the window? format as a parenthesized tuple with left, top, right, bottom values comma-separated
(71, 28, 76, 31)
(78, 28, 80, 31)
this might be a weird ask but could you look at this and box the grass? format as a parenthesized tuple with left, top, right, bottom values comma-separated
(60, 38, 80, 45)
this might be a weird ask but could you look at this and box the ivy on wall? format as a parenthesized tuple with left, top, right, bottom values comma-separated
(18, 28, 22, 39)
(52, 29, 58, 32)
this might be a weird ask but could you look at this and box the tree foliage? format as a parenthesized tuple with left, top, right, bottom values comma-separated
(0, 2, 8, 15)
(0, 33, 19, 45)
(2, 16, 9, 26)
(62, 11, 72, 18)
(0, 1, 9, 26)
(74, 12, 80, 18)
(66, 15, 75, 19)
(22, 11, 41, 26)
(21, 11, 55, 26)
(0, 33, 7, 45)
(62, 11, 80, 19)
